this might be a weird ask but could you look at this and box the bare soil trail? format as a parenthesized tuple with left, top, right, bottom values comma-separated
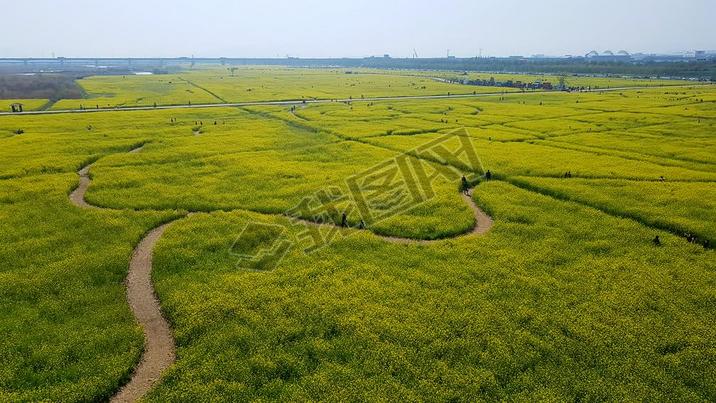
(110, 221, 178, 403)
(464, 188, 494, 236)
(68, 145, 494, 402)
(384, 188, 493, 245)
(69, 147, 494, 246)
(69, 146, 181, 402)
(68, 165, 95, 209)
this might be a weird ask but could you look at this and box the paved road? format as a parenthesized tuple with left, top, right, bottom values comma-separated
(1, 83, 711, 117)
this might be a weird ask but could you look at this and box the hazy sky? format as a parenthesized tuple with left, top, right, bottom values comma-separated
(2, 0, 714, 58)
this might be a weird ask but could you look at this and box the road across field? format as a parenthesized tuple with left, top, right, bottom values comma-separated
(1, 84, 711, 117)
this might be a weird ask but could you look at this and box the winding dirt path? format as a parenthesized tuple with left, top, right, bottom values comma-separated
(463, 188, 494, 235)
(69, 165, 95, 209)
(69, 145, 144, 209)
(110, 221, 178, 403)
(70, 146, 181, 402)
(69, 145, 493, 402)
(69, 148, 494, 245)
(383, 188, 493, 244)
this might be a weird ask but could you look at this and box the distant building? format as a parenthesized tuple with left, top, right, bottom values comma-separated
(695, 51, 707, 60)
(585, 50, 631, 62)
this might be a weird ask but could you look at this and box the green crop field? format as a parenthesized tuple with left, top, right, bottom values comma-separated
(0, 68, 714, 401)
(50, 74, 220, 110)
(48, 68, 522, 111)
(418, 70, 691, 89)
(44, 68, 695, 112)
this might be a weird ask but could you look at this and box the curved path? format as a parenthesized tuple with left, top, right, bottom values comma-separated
(68, 165, 95, 209)
(111, 221, 178, 403)
(69, 146, 493, 402)
(69, 146, 183, 402)
(70, 148, 495, 243)
(384, 189, 493, 244)
(463, 189, 494, 236)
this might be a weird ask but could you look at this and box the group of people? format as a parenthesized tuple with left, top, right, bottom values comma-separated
(78, 104, 104, 110)
(170, 118, 222, 125)
(340, 212, 365, 230)
(563, 171, 573, 178)
(461, 171, 493, 193)
(654, 233, 711, 249)
(339, 171, 499, 231)
(335, 170, 712, 253)
(685, 232, 710, 249)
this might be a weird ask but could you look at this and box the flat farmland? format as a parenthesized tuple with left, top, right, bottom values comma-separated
(1, 71, 714, 401)
(49, 68, 522, 111)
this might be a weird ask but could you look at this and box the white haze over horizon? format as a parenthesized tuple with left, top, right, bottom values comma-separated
(1, 0, 714, 58)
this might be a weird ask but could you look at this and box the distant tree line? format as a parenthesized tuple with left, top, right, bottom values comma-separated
(0, 74, 84, 100)
(441, 76, 559, 90)
(221, 58, 716, 81)
(3, 58, 714, 81)
(349, 58, 716, 81)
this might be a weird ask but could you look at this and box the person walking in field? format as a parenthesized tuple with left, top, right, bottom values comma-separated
(485, 170, 493, 180)
(341, 212, 348, 228)
(461, 176, 470, 193)
(653, 235, 662, 246)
